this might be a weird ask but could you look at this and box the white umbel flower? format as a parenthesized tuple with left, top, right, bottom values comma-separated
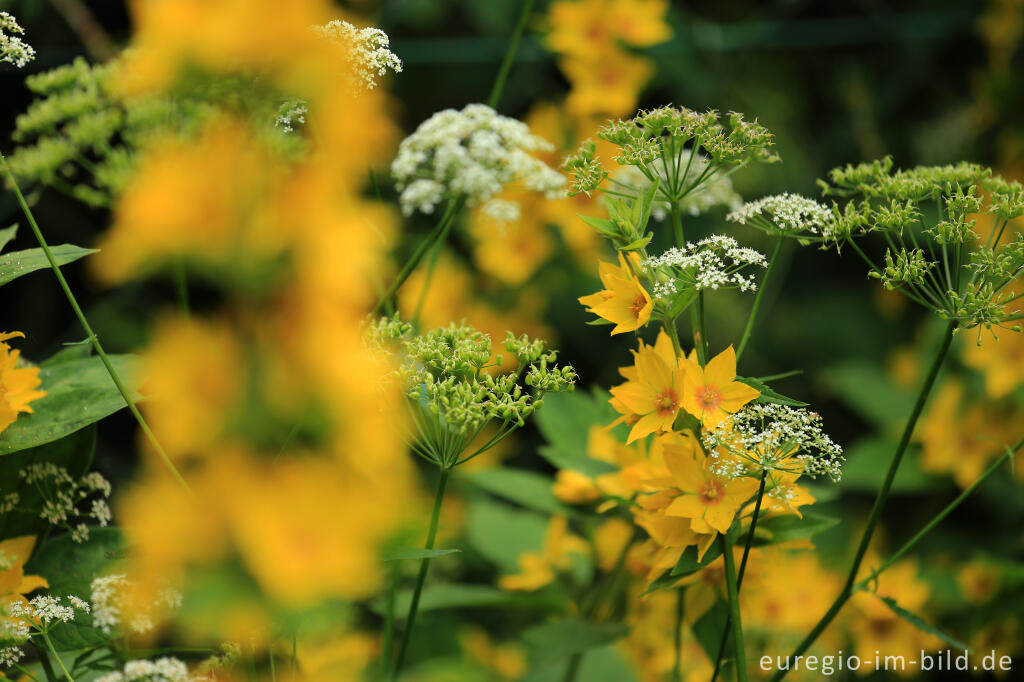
(95, 657, 193, 682)
(1, 12, 35, 68)
(614, 150, 743, 219)
(391, 103, 565, 217)
(727, 193, 836, 241)
(313, 20, 402, 91)
(644, 235, 767, 294)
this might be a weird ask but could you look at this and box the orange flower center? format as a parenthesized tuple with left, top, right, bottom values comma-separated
(654, 389, 678, 417)
(628, 293, 647, 319)
(698, 479, 725, 505)
(696, 385, 721, 410)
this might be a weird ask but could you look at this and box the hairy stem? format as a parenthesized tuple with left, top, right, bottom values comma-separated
(391, 469, 450, 679)
(768, 319, 956, 682)
(1, 153, 190, 492)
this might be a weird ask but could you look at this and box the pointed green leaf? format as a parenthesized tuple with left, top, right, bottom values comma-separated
(381, 547, 460, 561)
(620, 234, 653, 251)
(876, 595, 970, 651)
(642, 542, 724, 595)
(578, 214, 620, 238)
(523, 620, 629, 662)
(374, 583, 559, 616)
(754, 511, 839, 545)
(736, 376, 809, 407)
(0, 243, 98, 287)
(464, 467, 581, 517)
(535, 389, 619, 477)
(0, 224, 17, 252)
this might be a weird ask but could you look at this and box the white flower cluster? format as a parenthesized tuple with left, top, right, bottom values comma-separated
(703, 403, 845, 482)
(91, 574, 183, 636)
(20, 463, 112, 543)
(1, 491, 17, 513)
(727, 193, 836, 239)
(313, 20, 402, 91)
(614, 150, 743, 220)
(644, 235, 767, 294)
(391, 103, 565, 217)
(8, 594, 90, 626)
(95, 657, 193, 682)
(1, 12, 35, 68)
(0, 646, 24, 670)
(274, 99, 308, 133)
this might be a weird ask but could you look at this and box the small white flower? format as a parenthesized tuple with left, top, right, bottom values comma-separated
(727, 193, 836, 240)
(644, 235, 766, 295)
(313, 20, 402, 91)
(391, 104, 565, 217)
(0, 11, 35, 68)
(90, 574, 182, 636)
(0, 645, 24, 669)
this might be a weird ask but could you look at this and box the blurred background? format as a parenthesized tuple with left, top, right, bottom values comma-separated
(2, 1, 1023, 678)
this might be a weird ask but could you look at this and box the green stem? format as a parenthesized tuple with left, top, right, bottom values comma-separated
(670, 201, 685, 250)
(34, 640, 57, 682)
(768, 318, 956, 682)
(855, 436, 1023, 591)
(379, 560, 400, 679)
(42, 632, 74, 682)
(562, 654, 583, 682)
(172, 257, 190, 318)
(721, 529, 748, 682)
(373, 199, 461, 316)
(486, 0, 536, 109)
(671, 588, 685, 682)
(663, 317, 682, 356)
(391, 469, 450, 680)
(0, 153, 190, 493)
(697, 291, 709, 361)
(411, 215, 456, 328)
(736, 237, 784, 361)
(711, 471, 767, 682)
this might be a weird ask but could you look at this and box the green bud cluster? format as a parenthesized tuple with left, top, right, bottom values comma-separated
(815, 156, 1024, 336)
(367, 317, 576, 469)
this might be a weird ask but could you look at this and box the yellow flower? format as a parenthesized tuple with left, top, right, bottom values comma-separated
(578, 252, 653, 334)
(957, 559, 1001, 604)
(962, 284, 1024, 398)
(918, 380, 1007, 488)
(459, 627, 527, 681)
(0, 536, 49, 609)
(499, 517, 589, 592)
(744, 550, 842, 635)
(546, 0, 671, 57)
(561, 51, 655, 118)
(0, 332, 45, 434)
(609, 330, 685, 443)
(660, 438, 760, 535)
(552, 469, 602, 504)
(468, 190, 554, 286)
(680, 345, 759, 426)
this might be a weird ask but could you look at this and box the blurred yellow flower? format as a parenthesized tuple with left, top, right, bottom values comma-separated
(499, 516, 589, 591)
(459, 627, 527, 681)
(0, 535, 48, 610)
(918, 380, 1007, 488)
(546, 0, 671, 57)
(561, 51, 655, 118)
(957, 558, 1001, 604)
(0, 332, 45, 434)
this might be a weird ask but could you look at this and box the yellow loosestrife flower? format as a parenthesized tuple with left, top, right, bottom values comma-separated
(0, 332, 45, 434)
(0, 536, 49, 609)
(661, 438, 760, 535)
(680, 345, 759, 426)
(609, 330, 684, 443)
(499, 517, 589, 592)
(578, 252, 653, 335)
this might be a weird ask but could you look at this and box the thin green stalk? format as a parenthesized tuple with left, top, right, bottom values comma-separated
(670, 200, 685, 248)
(736, 237, 784, 361)
(269, 646, 277, 682)
(671, 588, 685, 682)
(373, 199, 461, 316)
(379, 560, 400, 679)
(411, 214, 456, 327)
(172, 258, 190, 318)
(721, 529, 748, 682)
(855, 436, 1023, 591)
(42, 633, 73, 682)
(562, 654, 583, 682)
(768, 319, 956, 682)
(34, 641, 57, 682)
(711, 471, 767, 682)
(391, 469, 450, 680)
(487, 0, 537, 109)
(663, 318, 682, 356)
(1, 153, 190, 493)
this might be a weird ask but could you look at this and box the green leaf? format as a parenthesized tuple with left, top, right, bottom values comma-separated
(25, 527, 124, 651)
(463, 467, 580, 517)
(620, 234, 653, 251)
(0, 426, 96, 539)
(381, 547, 460, 561)
(736, 376, 809, 407)
(535, 389, 619, 478)
(642, 542, 724, 595)
(522, 646, 639, 682)
(0, 243, 98, 287)
(577, 214, 620, 238)
(754, 511, 839, 545)
(40, 341, 93, 367)
(826, 361, 912, 426)
(667, 288, 698, 318)
(876, 595, 970, 650)
(692, 598, 730, 663)
(466, 497, 547, 572)
(523, 620, 629, 662)
(839, 437, 942, 493)
(0, 354, 142, 455)
(0, 224, 17, 252)
(376, 583, 559, 616)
